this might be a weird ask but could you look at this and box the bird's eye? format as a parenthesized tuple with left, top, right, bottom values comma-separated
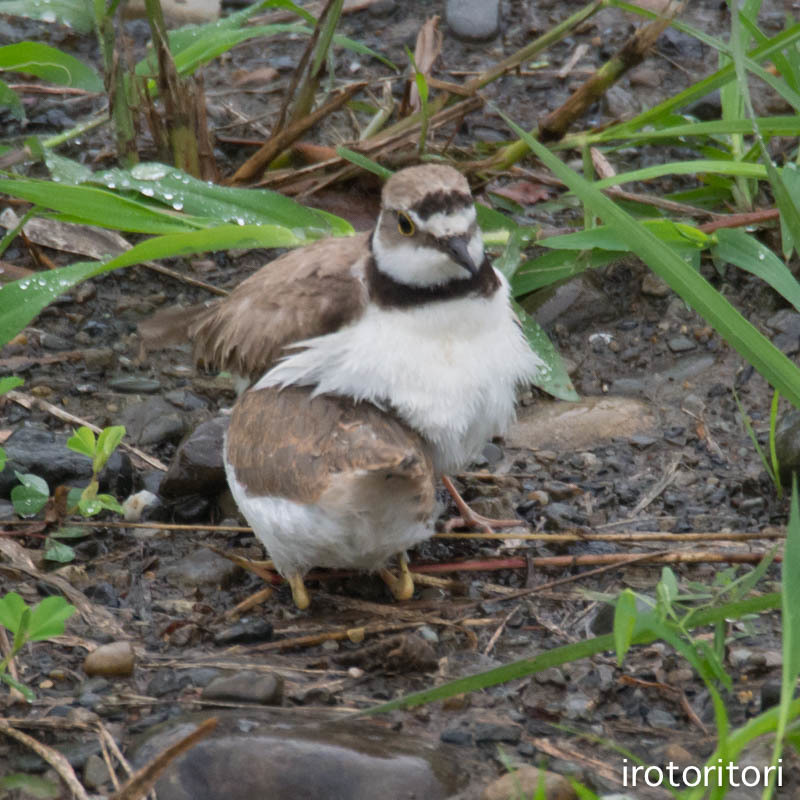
(397, 212, 415, 236)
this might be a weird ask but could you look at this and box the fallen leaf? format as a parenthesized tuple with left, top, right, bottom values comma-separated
(492, 180, 551, 205)
(232, 66, 279, 87)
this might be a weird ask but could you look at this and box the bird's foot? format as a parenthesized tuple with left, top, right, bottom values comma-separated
(380, 554, 414, 601)
(441, 474, 524, 534)
(287, 573, 311, 610)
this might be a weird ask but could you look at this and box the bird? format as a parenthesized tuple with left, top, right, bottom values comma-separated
(189, 164, 542, 608)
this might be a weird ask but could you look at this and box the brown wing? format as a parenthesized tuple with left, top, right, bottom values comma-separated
(189, 232, 371, 384)
(226, 386, 434, 518)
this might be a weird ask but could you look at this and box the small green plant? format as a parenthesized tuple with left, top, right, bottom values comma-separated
(65, 425, 126, 517)
(0, 591, 76, 702)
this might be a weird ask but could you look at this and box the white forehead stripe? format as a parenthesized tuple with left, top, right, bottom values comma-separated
(409, 206, 476, 238)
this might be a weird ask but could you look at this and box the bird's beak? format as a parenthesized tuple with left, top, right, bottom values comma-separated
(446, 235, 479, 277)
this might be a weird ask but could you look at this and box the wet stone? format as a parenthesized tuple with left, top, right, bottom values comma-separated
(0, 427, 92, 497)
(667, 335, 697, 353)
(160, 416, 229, 500)
(473, 721, 522, 744)
(109, 375, 162, 393)
(147, 669, 187, 697)
(440, 727, 473, 745)
(202, 671, 284, 705)
(214, 618, 274, 646)
(120, 398, 189, 446)
(163, 548, 240, 590)
(133, 711, 464, 800)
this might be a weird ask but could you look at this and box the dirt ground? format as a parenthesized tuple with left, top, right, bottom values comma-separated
(1, 1, 799, 798)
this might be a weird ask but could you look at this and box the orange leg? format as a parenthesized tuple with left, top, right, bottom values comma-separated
(441, 475, 525, 533)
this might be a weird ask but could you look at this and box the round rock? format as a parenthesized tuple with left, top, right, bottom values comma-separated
(83, 641, 135, 677)
(202, 671, 283, 705)
(445, 0, 499, 42)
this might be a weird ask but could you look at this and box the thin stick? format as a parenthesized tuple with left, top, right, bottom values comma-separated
(0, 720, 90, 800)
(0, 517, 784, 545)
(109, 718, 217, 800)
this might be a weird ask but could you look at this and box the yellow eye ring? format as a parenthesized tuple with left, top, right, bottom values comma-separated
(397, 212, 415, 236)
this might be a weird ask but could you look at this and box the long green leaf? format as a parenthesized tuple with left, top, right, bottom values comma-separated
(360, 593, 780, 715)
(0, 42, 103, 92)
(713, 229, 800, 313)
(499, 111, 800, 410)
(0, 224, 303, 347)
(514, 300, 578, 402)
(0, 178, 204, 234)
(0, 0, 94, 33)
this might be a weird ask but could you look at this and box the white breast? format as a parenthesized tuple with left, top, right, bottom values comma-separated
(255, 272, 542, 473)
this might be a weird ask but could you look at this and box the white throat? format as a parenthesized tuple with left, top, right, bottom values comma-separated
(255, 271, 542, 473)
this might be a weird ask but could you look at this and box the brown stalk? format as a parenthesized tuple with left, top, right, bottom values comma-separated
(488, 2, 681, 170)
(229, 82, 365, 184)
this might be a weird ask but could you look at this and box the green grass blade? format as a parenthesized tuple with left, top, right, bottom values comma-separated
(0, 178, 204, 234)
(513, 300, 578, 401)
(359, 593, 779, 715)
(581, 116, 800, 146)
(0, 42, 103, 92)
(591, 159, 767, 189)
(596, 22, 800, 139)
(496, 111, 800, 410)
(89, 163, 352, 236)
(0, 77, 24, 121)
(765, 478, 800, 799)
(0, 0, 94, 33)
(712, 229, 800, 313)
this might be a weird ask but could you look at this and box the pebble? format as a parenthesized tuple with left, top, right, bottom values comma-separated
(202, 671, 283, 705)
(109, 375, 161, 394)
(667, 335, 697, 353)
(531, 275, 617, 331)
(132, 711, 463, 800)
(658, 353, 716, 382)
(122, 490, 159, 521)
(120, 398, 189, 446)
(160, 416, 229, 500)
(82, 347, 115, 370)
(83, 641, 135, 677)
(163, 548, 240, 589)
(562, 691, 595, 720)
(482, 766, 577, 800)
(83, 753, 111, 789)
(473, 721, 522, 744)
(603, 85, 640, 118)
(641, 273, 671, 297)
(440, 727, 473, 745)
(766, 308, 800, 335)
(213, 617, 274, 646)
(445, 0, 499, 41)
(147, 669, 185, 697)
(647, 707, 678, 728)
(40, 332, 73, 351)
